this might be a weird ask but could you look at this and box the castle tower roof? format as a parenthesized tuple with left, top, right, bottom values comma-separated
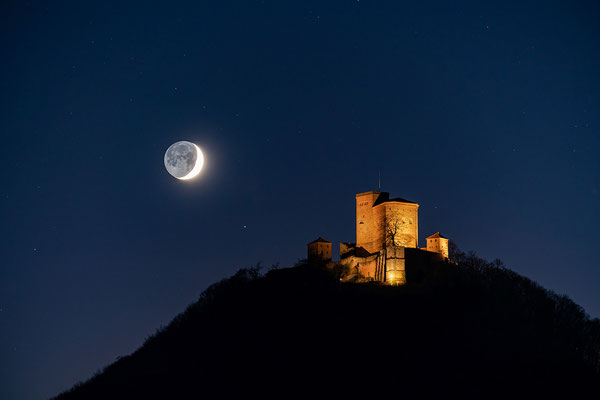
(426, 232, 448, 239)
(307, 237, 331, 245)
(371, 192, 417, 206)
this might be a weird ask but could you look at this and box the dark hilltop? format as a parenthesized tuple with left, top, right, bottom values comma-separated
(53, 248, 600, 399)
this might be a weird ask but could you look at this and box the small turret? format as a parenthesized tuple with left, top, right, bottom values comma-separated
(426, 232, 449, 259)
(307, 237, 332, 261)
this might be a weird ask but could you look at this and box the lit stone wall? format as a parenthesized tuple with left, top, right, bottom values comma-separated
(339, 243, 354, 257)
(383, 203, 419, 249)
(356, 191, 384, 253)
(386, 257, 406, 285)
(351, 191, 429, 284)
(341, 254, 378, 279)
(386, 246, 405, 259)
(426, 238, 439, 253)
(308, 242, 332, 260)
(356, 192, 419, 253)
(439, 238, 449, 259)
(360, 256, 378, 279)
(426, 237, 449, 259)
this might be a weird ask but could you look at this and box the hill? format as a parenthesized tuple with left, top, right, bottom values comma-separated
(53, 251, 600, 398)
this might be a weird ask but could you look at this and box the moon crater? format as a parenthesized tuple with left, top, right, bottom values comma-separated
(164, 141, 204, 180)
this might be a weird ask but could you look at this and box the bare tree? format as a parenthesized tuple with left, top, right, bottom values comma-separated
(373, 211, 404, 282)
(384, 212, 403, 248)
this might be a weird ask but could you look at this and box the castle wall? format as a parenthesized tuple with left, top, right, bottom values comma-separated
(308, 241, 332, 260)
(386, 259, 406, 285)
(356, 192, 384, 254)
(439, 239, 449, 259)
(356, 191, 419, 254)
(426, 236, 449, 259)
(340, 245, 444, 285)
(339, 243, 354, 258)
(341, 254, 378, 279)
(426, 238, 438, 253)
(382, 203, 419, 249)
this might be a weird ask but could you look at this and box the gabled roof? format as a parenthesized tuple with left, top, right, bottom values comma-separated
(372, 192, 417, 206)
(340, 245, 373, 259)
(427, 232, 448, 239)
(307, 237, 331, 245)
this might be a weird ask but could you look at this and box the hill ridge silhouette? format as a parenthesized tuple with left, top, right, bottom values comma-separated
(53, 249, 600, 399)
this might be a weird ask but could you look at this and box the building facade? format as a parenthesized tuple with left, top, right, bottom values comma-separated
(424, 232, 449, 260)
(307, 237, 332, 261)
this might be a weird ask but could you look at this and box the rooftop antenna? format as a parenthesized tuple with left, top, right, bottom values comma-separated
(378, 169, 381, 192)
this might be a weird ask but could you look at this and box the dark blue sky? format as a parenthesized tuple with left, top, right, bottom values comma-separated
(1, 1, 599, 398)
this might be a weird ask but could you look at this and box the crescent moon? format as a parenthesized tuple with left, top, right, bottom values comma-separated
(179, 144, 204, 180)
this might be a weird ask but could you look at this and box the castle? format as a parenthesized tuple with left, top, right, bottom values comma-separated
(307, 190, 449, 284)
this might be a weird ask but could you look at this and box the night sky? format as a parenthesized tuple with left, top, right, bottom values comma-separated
(1, 1, 599, 399)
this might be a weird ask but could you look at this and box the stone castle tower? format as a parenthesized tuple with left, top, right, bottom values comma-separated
(425, 232, 449, 260)
(307, 237, 332, 261)
(356, 191, 419, 253)
(308, 190, 450, 285)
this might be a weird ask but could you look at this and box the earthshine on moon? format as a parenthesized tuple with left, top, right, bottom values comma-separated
(164, 141, 204, 180)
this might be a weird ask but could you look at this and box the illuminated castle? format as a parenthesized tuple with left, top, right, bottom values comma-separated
(307, 191, 449, 285)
